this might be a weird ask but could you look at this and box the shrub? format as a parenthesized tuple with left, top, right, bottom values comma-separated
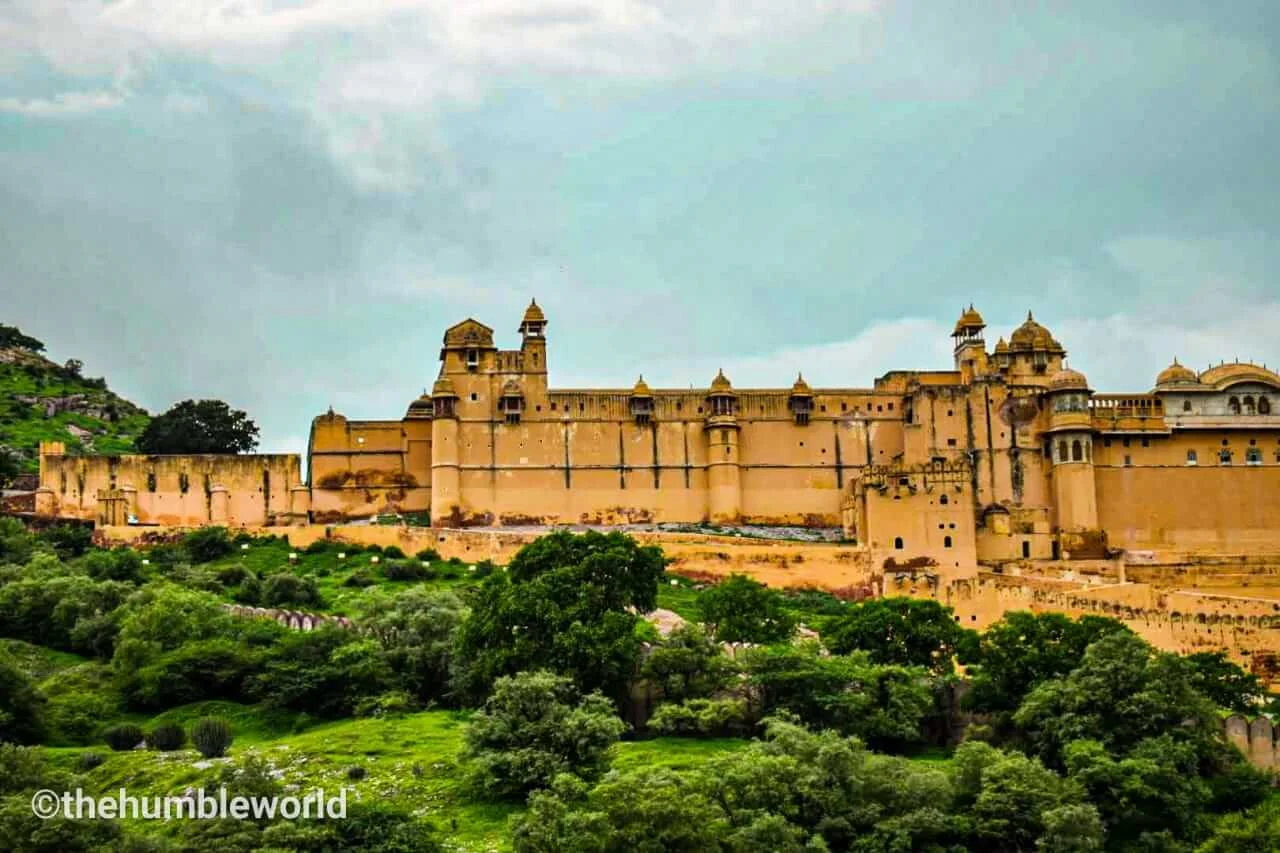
(261, 573, 323, 608)
(234, 575, 262, 604)
(346, 765, 367, 781)
(0, 659, 46, 745)
(146, 722, 187, 751)
(463, 670, 627, 799)
(79, 751, 105, 771)
(343, 569, 375, 588)
(383, 546, 406, 559)
(474, 559, 496, 579)
(184, 527, 234, 563)
(382, 559, 429, 582)
(39, 524, 94, 559)
(415, 548, 441, 562)
(648, 698, 752, 738)
(304, 539, 332, 555)
(191, 717, 234, 758)
(104, 723, 144, 751)
(701, 574, 796, 643)
(83, 548, 145, 583)
(215, 563, 250, 586)
(365, 545, 384, 555)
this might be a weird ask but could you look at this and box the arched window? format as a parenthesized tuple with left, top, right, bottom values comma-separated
(894, 537, 904, 550)
(1183, 400, 1192, 412)
(944, 535, 953, 548)
(939, 494, 949, 506)
(1261, 397, 1272, 415)
(1058, 441, 1068, 462)
(1071, 440, 1083, 461)
(1244, 396, 1256, 415)
(1220, 449, 1232, 465)
(1229, 396, 1241, 415)
(1186, 449, 1198, 465)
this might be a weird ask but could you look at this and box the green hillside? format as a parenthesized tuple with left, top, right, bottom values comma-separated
(0, 323, 149, 477)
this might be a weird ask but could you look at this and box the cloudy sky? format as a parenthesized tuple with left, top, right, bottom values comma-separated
(1, 1, 1277, 454)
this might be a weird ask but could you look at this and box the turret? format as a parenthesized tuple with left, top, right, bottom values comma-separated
(1044, 366, 1098, 533)
(430, 375, 461, 526)
(788, 374, 814, 425)
(705, 369, 741, 523)
(629, 376, 654, 425)
(518, 299, 547, 377)
(951, 304, 987, 380)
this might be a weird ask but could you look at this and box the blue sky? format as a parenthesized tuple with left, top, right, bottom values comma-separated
(1, 1, 1277, 453)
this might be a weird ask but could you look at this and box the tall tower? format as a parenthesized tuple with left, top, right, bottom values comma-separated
(430, 376, 461, 526)
(518, 299, 547, 394)
(705, 369, 742, 523)
(1045, 366, 1098, 533)
(952, 305, 987, 382)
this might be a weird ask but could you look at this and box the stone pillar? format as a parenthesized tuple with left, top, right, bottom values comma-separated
(34, 488, 56, 518)
(706, 421, 742, 524)
(289, 485, 312, 524)
(209, 485, 230, 525)
(430, 378, 461, 527)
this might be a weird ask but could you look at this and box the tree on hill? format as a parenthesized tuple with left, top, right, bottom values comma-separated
(136, 399, 259, 454)
(0, 324, 45, 353)
(822, 596, 975, 674)
(699, 573, 796, 644)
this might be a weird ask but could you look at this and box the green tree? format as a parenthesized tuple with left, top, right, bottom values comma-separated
(463, 670, 626, 800)
(1197, 797, 1280, 853)
(971, 750, 1087, 852)
(453, 530, 666, 701)
(250, 628, 396, 718)
(362, 588, 467, 705)
(0, 324, 45, 352)
(135, 399, 259, 454)
(823, 596, 974, 673)
(964, 611, 1132, 716)
(745, 644, 933, 749)
(1182, 652, 1263, 714)
(638, 624, 734, 703)
(0, 446, 23, 487)
(0, 659, 46, 744)
(698, 573, 796, 644)
(1013, 632, 1220, 769)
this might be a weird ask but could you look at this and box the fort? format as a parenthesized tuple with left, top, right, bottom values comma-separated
(31, 301, 1280, 680)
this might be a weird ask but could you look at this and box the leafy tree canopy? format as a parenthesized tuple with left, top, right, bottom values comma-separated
(452, 530, 666, 701)
(135, 399, 259, 454)
(698, 573, 796, 644)
(823, 596, 976, 674)
(0, 323, 45, 353)
(1182, 651, 1264, 714)
(962, 611, 1132, 716)
(463, 670, 626, 800)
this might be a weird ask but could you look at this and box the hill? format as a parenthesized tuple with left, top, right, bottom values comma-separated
(0, 323, 149, 479)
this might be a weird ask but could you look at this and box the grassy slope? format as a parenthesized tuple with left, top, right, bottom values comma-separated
(43, 707, 753, 852)
(0, 348, 149, 472)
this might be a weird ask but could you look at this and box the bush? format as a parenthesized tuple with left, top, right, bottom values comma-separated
(0, 659, 46, 745)
(261, 573, 323, 608)
(79, 751, 105, 771)
(234, 575, 263, 604)
(146, 722, 187, 751)
(415, 548, 441, 562)
(463, 670, 627, 800)
(365, 545, 384, 555)
(474, 559, 496, 579)
(701, 574, 796, 644)
(83, 548, 145, 583)
(104, 723, 144, 751)
(215, 563, 250, 586)
(191, 717, 234, 758)
(648, 698, 752, 738)
(343, 569, 375, 588)
(382, 559, 429, 582)
(304, 539, 332, 555)
(39, 524, 94, 559)
(383, 546, 406, 559)
(346, 765, 367, 781)
(184, 527, 235, 563)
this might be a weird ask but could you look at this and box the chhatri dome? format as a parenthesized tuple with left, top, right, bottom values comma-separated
(1009, 311, 1065, 353)
(1156, 358, 1198, 387)
(791, 373, 814, 396)
(1049, 365, 1089, 390)
(631, 375, 653, 397)
(431, 375, 457, 397)
(521, 298, 545, 325)
(952, 304, 986, 336)
(710, 369, 734, 393)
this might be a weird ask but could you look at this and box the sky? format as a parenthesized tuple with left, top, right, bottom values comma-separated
(1, 1, 1278, 454)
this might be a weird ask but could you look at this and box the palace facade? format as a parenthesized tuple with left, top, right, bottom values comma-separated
(35, 301, 1280, 572)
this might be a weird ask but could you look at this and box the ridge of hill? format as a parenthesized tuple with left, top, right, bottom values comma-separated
(0, 323, 150, 479)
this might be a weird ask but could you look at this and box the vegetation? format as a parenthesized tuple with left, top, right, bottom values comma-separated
(0, 518, 1273, 851)
(0, 323, 149, 473)
(135, 399, 259, 454)
(698, 572, 796, 643)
